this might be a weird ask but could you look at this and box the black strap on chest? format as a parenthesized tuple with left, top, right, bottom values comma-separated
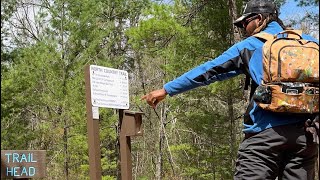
(244, 74, 258, 99)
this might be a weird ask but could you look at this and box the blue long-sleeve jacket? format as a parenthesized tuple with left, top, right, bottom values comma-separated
(163, 21, 319, 134)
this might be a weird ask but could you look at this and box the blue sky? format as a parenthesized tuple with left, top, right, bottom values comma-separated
(280, 0, 319, 38)
(280, 0, 319, 20)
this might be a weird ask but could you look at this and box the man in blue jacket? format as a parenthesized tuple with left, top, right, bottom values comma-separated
(142, 0, 319, 179)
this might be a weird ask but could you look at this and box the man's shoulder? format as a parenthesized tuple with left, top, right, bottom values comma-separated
(301, 33, 319, 43)
(234, 36, 264, 51)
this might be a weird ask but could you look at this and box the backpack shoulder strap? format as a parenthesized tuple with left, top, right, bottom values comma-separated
(244, 32, 273, 92)
(277, 30, 303, 39)
(253, 32, 275, 42)
(254, 30, 304, 40)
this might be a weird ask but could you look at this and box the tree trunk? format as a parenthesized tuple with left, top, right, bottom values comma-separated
(228, 0, 241, 43)
(156, 106, 165, 180)
(60, 1, 69, 179)
(63, 118, 69, 180)
(227, 94, 237, 169)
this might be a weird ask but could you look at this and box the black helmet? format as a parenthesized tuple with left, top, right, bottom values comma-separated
(233, 0, 277, 28)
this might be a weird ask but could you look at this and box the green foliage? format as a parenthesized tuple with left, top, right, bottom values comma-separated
(295, 0, 319, 6)
(3, 0, 317, 179)
(1, 42, 59, 150)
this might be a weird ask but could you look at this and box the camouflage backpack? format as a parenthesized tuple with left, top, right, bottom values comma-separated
(252, 30, 319, 113)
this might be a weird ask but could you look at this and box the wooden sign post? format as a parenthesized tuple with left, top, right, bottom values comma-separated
(85, 65, 143, 180)
(1, 150, 46, 179)
(85, 65, 102, 180)
(119, 111, 143, 180)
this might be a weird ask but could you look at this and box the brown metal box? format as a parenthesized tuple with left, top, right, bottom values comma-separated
(121, 111, 143, 136)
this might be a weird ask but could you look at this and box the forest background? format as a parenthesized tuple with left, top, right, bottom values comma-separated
(1, 0, 319, 179)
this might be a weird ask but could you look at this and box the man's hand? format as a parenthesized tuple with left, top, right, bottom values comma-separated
(141, 88, 168, 109)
